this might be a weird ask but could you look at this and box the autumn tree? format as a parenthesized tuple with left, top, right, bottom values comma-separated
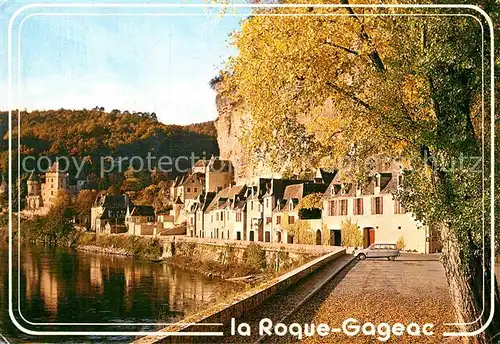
(74, 189, 98, 228)
(224, 1, 499, 339)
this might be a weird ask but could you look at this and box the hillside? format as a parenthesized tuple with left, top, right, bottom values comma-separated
(0, 108, 219, 179)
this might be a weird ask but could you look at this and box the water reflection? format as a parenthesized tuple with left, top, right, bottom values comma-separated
(1, 244, 241, 343)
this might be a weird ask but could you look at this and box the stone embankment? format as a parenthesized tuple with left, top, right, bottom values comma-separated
(76, 244, 135, 256)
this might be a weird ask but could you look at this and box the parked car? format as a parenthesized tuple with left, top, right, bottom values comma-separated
(353, 243, 400, 261)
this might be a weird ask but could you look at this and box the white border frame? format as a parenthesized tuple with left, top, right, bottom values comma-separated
(6, 2, 495, 339)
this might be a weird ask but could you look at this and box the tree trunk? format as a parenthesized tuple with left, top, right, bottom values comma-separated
(440, 222, 500, 342)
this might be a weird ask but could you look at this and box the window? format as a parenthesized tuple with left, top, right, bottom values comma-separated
(250, 201, 254, 210)
(221, 212, 224, 221)
(187, 188, 191, 192)
(353, 198, 363, 215)
(266, 217, 272, 224)
(339, 199, 348, 215)
(372, 196, 383, 214)
(329, 200, 337, 216)
(216, 213, 219, 221)
(211, 215, 213, 223)
(236, 232, 241, 240)
(236, 212, 242, 222)
(375, 176, 380, 188)
(266, 199, 269, 208)
(394, 200, 405, 214)
(276, 216, 281, 225)
(194, 188, 197, 192)
(288, 216, 295, 224)
(190, 217, 194, 225)
(398, 175, 403, 186)
(289, 202, 293, 211)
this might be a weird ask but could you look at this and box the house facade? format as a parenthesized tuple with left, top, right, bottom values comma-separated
(322, 171, 440, 253)
(91, 194, 131, 233)
(125, 205, 156, 235)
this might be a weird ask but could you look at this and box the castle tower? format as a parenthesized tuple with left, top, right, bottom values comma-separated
(26, 171, 42, 209)
(27, 171, 40, 196)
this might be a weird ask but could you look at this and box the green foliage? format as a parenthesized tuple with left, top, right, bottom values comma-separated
(340, 219, 363, 248)
(242, 243, 266, 270)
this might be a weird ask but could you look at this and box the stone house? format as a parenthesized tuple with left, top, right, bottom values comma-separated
(272, 182, 329, 244)
(244, 178, 272, 242)
(91, 194, 131, 232)
(262, 179, 306, 243)
(186, 191, 216, 238)
(321, 171, 439, 253)
(125, 205, 156, 235)
(204, 184, 247, 240)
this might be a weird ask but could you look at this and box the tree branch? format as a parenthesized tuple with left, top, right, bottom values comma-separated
(326, 81, 372, 110)
(339, 0, 386, 73)
(323, 41, 359, 56)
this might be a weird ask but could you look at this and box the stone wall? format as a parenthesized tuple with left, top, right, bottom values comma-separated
(133, 247, 346, 344)
(160, 236, 337, 268)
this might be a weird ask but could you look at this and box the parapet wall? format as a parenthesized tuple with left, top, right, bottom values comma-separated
(133, 246, 345, 344)
(160, 236, 339, 267)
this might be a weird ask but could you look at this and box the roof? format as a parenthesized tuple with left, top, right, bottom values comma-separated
(181, 172, 204, 186)
(129, 205, 155, 217)
(47, 162, 66, 174)
(199, 192, 217, 212)
(316, 168, 337, 185)
(98, 207, 127, 220)
(206, 184, 247, 212)
(174, 196, 184, 205)
(28, 171, 39, 182)
(95, 194, 130, 208)
(162, 223, 187, 236)
(264, 178, 305, 198)
(324, 171, 400, 198)
(283, 182, 327, 200)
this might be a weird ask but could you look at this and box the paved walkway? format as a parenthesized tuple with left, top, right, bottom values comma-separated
(191, 254, 354, 344)
(267, 254, 458, 344)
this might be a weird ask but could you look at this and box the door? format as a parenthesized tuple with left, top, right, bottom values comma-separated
(332, 230, 342, 246)
(315, 229, 322, 245)
(249, 231, 255, 241)
(265, 231, 271, 242)
(277, 232, 282, 243)
(363, 227, 375, 248)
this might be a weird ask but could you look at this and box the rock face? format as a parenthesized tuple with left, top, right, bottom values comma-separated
(214, 83, 282, 183)
(214, 85, 250, 183)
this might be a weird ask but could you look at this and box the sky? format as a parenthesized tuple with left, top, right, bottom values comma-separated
(0, 1, 248, 125)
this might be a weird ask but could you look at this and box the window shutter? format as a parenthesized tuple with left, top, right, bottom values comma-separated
(394, 200, 397, 214)
(353, 199, 357, 215)
(380, 197, 383, 214)
(360, 199, 363, 215)
(371, 198, 375, 215)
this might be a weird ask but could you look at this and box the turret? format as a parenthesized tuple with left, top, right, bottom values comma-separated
(27, 171, 40, 196)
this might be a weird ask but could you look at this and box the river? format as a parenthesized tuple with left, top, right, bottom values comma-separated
(0, 243, 241, 343)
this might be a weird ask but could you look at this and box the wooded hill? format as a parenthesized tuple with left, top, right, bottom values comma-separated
(0, 108, 219, 180)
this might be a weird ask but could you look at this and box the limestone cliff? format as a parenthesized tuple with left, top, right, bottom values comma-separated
(213, 83, 279, 183)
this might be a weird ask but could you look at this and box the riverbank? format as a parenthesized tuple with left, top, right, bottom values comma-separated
(1, 220, 321, 282)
